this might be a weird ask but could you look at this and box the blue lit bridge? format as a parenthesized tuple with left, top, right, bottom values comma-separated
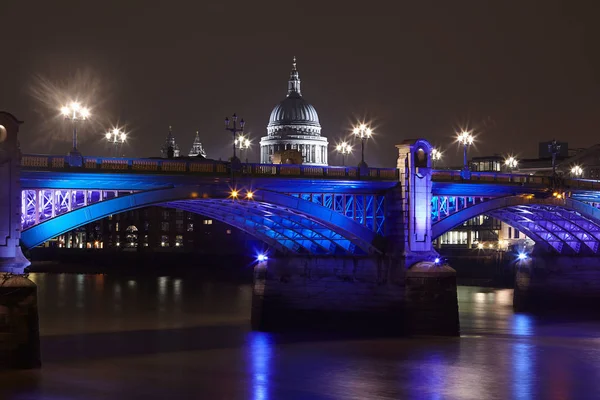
(4, 111, 600, 335)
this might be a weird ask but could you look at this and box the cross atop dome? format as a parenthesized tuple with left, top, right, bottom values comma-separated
(287, 56, 301, 97)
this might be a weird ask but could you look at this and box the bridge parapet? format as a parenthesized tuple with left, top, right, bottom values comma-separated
(20, 154, 399, 180)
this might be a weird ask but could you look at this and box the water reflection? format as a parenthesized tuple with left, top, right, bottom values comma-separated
(5, 276, 600, 399)
(512, 343, 534, 400)
(248, 332, 272, 400)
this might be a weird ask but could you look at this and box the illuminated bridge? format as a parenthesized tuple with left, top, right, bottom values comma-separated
(5, 111, 600, 335)
(14, 153, 600, 258)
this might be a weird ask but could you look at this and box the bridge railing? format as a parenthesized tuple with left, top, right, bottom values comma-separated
(20, 155, 400, 180)
(431, 170, 551, 185)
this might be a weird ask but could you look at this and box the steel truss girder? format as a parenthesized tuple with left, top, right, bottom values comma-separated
(166, 199, 360, 255)
(513, 205, 600, 253)
(509, 205, 600, 254)
(249, 199, 371, 253)
(21, 189, 134, 229)
(167, 201, 339, 255)
(164, 202, 295, 254)
(287, 192, 386, 234)
(489, 207, 575, 254)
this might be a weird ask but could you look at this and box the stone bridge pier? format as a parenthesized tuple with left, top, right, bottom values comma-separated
(514, 248, 600, 313)
(251, 139, 459, 336)
(0, 112, 40, 369)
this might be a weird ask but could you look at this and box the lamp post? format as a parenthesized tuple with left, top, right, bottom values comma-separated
(505, 156, 518, 172)
(431, 148, 442, 168)
(548, 139, 561, 176)
(61, 101, 90, 166)
(571, 165, 583, 178)
(335, 141, 352, 165)
(352, 123, 373, 174)
(457, 130, 474, 179)
(105, 128, 127, 157)
(225, 113, 245, 164)
(235, 135, 251, 163)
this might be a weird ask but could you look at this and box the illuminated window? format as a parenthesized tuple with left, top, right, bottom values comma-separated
(226, 229, 231, 235)
(203, 219, 213, 225)
(187, 223, 194, 232)
(161, 235, 169, 247)
(175, 235, 183, 247)
(126, 225, 138, 247)
(115, 222, 120, 232)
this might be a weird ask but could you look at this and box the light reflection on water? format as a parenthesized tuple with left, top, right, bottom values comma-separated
(2, 273, 600, 399)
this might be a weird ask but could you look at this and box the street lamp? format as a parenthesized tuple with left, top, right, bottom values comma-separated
(505, 156, 518, 172)
(335, 141, 352, 165)
(431, 148, 442, 168)
(105, 128, 127, 157)
(457, 130, 474, 178)
(234, 135, 251, 163)
(225, 113, 245, 164)
(548, 139, 561, 176)
(352, 123, 373, 173)
(61, 101, 90, 162)
(571, 165, 583, 177)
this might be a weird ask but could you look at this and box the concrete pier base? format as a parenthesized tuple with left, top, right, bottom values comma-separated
(0, 247, 31, 275)
(0, 274, 41, 369)
(251, 256, 406, 335)
(514, 256, 600, 313)
(405, 261, 460, 336)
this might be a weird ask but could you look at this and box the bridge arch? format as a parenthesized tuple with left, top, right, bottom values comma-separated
(432, 196, 600, 255)
(21, 186, 383, 255)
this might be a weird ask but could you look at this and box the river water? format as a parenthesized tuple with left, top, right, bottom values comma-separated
(2, 272, 600, 399)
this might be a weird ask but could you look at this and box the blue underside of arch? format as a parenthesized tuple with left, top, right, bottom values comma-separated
(21, 187, 382, 255)
(432, 196, 600, 255)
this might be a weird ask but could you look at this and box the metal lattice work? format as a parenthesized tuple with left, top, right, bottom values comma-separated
(20, 186, 383, 255)
(166, 200, 362, 255)
(431, 195, 494, 222)
(432, 195, 600, 255)
(21, 189, 135, 229)
(288, 193, 385, 234)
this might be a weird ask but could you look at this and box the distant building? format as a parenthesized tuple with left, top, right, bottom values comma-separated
(43, 206, 254, 254)
(160, 126, 180, 158)
(188, 131, 207, 158)
(260, 57, 329, 165)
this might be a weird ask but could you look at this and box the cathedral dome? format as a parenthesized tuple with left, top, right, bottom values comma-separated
(260, 58, 328, 166)
(268, 97, 320, 129)
(266, 57, 322, 137)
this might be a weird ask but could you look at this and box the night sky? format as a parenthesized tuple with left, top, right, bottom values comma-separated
(1, 0, 598, 167)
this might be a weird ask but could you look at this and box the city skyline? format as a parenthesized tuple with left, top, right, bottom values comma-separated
(1, 1, 599, 168)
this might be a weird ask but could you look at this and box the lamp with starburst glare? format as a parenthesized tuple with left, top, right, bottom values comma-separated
(335, 141, 352, 165)
(353, 123, 373, 174)
(105, 128, 127, 157)
(457, 130, 474, 178)
(61, 101, 90, 166)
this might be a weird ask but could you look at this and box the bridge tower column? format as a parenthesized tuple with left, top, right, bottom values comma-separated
(395, 139, 459, 335)
(0, 112, 30, 273)
(0, 112, 41, 369)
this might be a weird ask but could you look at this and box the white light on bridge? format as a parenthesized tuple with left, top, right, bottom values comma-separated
(571, 165, 583, 177)
(504, 156, 518, 170)
(257, 254, 268, 262)
(518, 252, 528, 260)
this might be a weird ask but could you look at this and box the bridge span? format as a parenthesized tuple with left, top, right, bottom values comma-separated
(4, 111, 600, 345)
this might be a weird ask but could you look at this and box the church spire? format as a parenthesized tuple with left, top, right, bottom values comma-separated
(287, 56, 301, 97)
(189, 130, 207, 158)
